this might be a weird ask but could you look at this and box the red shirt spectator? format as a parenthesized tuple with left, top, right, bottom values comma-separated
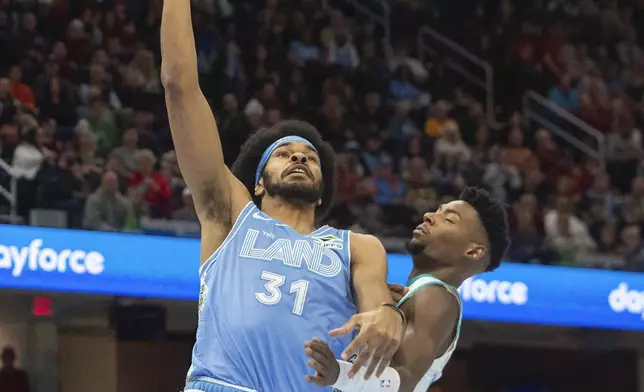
(129, 149, 172, 216)
(9, 66, 35, 110)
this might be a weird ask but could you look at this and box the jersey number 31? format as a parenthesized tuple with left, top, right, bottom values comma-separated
(255, 271, 309, 316)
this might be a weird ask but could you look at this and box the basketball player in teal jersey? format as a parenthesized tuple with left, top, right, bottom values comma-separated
(304, 187, 510, 392)
(161, 1, 406, 392)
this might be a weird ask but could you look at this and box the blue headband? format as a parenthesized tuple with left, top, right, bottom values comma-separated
(255, 136, 319, 185)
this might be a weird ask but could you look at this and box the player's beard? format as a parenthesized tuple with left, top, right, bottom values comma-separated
(262, 171, 322, 205)
(405, 238, 426, 256)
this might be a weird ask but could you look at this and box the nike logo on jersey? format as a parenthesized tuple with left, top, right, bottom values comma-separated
(252, 212, 273, 221)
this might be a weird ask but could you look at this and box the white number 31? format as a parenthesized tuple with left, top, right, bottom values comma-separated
(255, 271, 310, 316)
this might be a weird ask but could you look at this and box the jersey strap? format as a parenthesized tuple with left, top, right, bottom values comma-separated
(395, 274, 463, 347)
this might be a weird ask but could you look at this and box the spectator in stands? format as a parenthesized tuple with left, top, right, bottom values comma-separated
(0, 346, 30, 392)
(355, 91, 387, 132)
(8, 65, 35, 111)
(403, 156, 435, 214)
(507, 208, 547, 263)
(12, 125, 52, 218)
(37, 148, 84, 227)
(503, 126, 533, 171)
(361, 135, 391, 175)
(620, 224, 644, 271)
(547, 74, 580, 113)
(583, 172, 616, 221)
(607, 112, 643, 192)
(290, 29, 320, 66)
(129, 149, 171, 217)
(544, 195, 596, 263)
(387, 99, 420, 155)
(434, 123, 471, 169)
(79, 64, 121, 110)
(483, 149, 522, 202)
(578, 75, 612, 133)
(111, 128, 139, 179)
(129, 49, 161, 94)
(329, 32, 360, 70)
(83, 171, 130, 231)
(39, 76, 77, 127)
(86, 95, 118, 150)
(424, 100, 457, 138)
(371, 156, 405, 206)
(0, 78, 18, 126)
(389, 66, 420, 102)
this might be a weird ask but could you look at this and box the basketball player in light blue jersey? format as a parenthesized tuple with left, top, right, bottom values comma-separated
(304, 187, 510, 392)
(160, 2, 407, 392)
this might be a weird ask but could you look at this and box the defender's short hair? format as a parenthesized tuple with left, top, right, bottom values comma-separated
(231, 120, 336, 221)
(459, 187, 510, 271)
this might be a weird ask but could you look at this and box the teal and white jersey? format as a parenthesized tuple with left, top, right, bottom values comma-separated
(396, 274, 462, 392)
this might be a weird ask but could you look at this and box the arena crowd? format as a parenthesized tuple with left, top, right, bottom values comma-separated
(0, 0, 643, 271)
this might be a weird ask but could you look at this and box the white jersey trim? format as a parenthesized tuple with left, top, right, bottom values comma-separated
(187, 376, 257, 392)
(396, 274, 462, 392)
(199, 201, 255, 276)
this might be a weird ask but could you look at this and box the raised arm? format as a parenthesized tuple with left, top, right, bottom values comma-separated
(160, 0, 250, 261)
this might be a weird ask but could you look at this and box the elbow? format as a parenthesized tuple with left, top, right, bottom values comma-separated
(161, 62, 198, 93)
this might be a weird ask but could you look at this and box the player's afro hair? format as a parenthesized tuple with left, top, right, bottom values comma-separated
(459, 187, 510, 272)
(231, 120, 336, 222)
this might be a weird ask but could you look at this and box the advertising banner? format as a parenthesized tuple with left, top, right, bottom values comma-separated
(1, 225, 644, 330)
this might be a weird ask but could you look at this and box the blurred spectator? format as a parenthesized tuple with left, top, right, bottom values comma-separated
(389, 66, 420, 102)
(547, 74, 579, 113)
(434, 124, 471, 168)
(503, 127, 533, 171)
(8, 65, 35, 111)
(83, 171, 130, 231)
(0, 78, 18, 126)
(544, 196, 596, 263)
(424, 100, 457, 138)
(620, 224, 644, 271)
(329, 32, 359, 70)
(12, 126, 52, 217)
(483, 150, 522, 202)
(111, 128, 140, 178)
(371, 156, 405, 206)
(0, 346, 30, 392)
(129, 149, 171, 217)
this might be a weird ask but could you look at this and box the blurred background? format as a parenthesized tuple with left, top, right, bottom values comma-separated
(0, 0, 644, 391)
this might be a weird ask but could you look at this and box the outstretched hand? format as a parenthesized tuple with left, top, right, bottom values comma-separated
(329, 305, 404, 380)
(304, 338, 340, 387)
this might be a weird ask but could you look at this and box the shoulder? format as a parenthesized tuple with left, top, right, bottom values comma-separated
(349, 232, 387, 265)
(349, 232, 386, 253)
(409, 285, 459, 325)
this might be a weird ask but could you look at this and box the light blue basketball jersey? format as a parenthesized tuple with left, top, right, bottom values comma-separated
(188, 202, 357, 392)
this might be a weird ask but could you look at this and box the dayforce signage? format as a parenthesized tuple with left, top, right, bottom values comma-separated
(1, 225, 644, 331)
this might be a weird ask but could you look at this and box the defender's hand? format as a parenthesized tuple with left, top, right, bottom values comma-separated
(329, 306, 404, 379)
(388, 283, 409, 303)
(304, 338, 340, 386)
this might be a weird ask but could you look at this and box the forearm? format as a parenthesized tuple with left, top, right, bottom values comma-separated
(350, 234, 394, 312)
(353, 269, 395, 311)
(160, 0, 198, 89)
